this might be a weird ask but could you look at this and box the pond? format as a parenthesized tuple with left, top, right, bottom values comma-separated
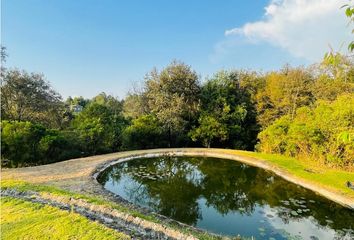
(98, 156, 354, 240)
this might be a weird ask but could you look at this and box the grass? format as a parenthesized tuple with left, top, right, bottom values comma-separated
(219, 149, 354, 198)
(0, 196, 130, 240)
(1, 179, 221, 240)
(1, 179, 158, 222)
(2, 149, 352, 240)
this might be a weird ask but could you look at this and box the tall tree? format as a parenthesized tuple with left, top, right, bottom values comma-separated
(145, 61, 200, 146)
(71, 94, 127, 154)
(122, 93, 149, 119)
(255, 67, 314, 128)
(1, 70, 64, 128)
(194, 70, 259, 149)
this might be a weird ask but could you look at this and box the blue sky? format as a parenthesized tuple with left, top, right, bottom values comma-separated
(2, 0, 351, 99)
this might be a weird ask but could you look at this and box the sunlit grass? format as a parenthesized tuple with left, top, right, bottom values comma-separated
(0, 179, 222, 240)
(0, 179, 157, 222)
(2, 148, 352, 240)
(0, 196, 130, 240)
(218, 149, 354, 198)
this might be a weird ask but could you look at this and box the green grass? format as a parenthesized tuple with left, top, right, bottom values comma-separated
(1, 179, 158, 222)
(3, 149, 352, 240)
(0, 196, 130, 240)
(1, 180, 221, 240)
(219, 149, 354, 198)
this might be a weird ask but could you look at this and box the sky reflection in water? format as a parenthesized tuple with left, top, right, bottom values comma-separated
(98, 156, 354, 240)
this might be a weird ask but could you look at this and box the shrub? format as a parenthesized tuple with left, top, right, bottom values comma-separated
(1, 121, 82, 167)
(121, 115, 166, 150)
(257, 94, 354, 168)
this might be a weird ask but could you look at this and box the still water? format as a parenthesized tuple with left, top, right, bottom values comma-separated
(98, 156, 354, 240)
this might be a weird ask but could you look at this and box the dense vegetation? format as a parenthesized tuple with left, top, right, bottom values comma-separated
(1, 5, 353, 168)
(1, 53, 353, 168)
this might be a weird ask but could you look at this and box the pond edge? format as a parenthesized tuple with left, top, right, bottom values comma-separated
(92, 149, 354, 210)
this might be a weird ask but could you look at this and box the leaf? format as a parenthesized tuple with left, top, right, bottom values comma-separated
(346, 7, 352, 17)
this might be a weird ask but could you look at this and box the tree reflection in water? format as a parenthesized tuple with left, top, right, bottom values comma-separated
(98, 157, 354, 239)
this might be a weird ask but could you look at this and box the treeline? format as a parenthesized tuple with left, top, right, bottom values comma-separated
(1, 51, 353, 168)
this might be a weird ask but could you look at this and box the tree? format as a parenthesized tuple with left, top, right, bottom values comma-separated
(255, 67, 314, 128)
(65, 96, 90, 109)
(145, 61, 200, 146)
(121, 114, 166, 149)
(72, 95, 127, 154)
(1, 121, 45, 167)
(122, 93, 149, 119)
(1, 70, 64, 128)
(189, 115, 227, 148)
(257, 93, 354, 168)
(196, 70, 259, 149)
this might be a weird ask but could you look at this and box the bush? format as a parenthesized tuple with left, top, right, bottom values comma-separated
(121, 115, 167, 150)
(1, 121, 82, 167)
(257, 94, 354, 168)
(1, 121, 45, 167)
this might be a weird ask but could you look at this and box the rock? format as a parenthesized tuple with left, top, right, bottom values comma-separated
(310, 236, 319, 240)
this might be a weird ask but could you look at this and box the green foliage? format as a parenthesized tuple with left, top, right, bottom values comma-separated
(1, 70, 64, 128)
(1, 121, 81, 167)
(255, 67, 314, 128)
(342, 2, 354, 51)
(145, 60, 201, 146)
(322, 51, 354, 83)
(123, 93, 148, 119)
(122, 115, 166, 149)
(1, 121, 45, 166)
(72, 100, 127, 154)
(258, 94, 354, 168)
(195, 70, 259, 149)
(65, 96, 90, 109)
(1, 42, 352, 170)
(189, 115, 227, 148)
(38, 130, 80, 163)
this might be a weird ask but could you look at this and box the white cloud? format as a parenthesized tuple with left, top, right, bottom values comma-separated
(224, 0, 352, 61)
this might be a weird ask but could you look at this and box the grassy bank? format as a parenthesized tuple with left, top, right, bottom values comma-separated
(225, 150, 354, 198)
(1, 149, 353, 240)
(0, 196, 129, 240)
(1, 180, 222, 240)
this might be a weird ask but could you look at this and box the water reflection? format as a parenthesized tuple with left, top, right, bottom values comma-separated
(98, 156, 354, 239)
